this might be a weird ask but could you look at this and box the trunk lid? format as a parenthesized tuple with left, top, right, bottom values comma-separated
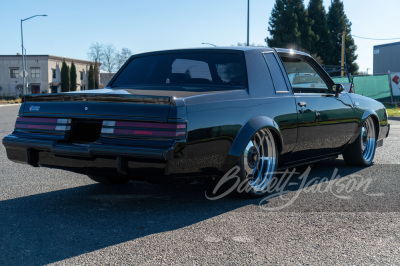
(22, 89, 174, 121)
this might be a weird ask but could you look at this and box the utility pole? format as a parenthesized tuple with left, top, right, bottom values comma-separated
(20, 14, 47, 95)
(247, 0, 250, 46)
(341, 31, 345, 77)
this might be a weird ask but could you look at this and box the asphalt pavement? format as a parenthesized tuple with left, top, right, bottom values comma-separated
(0, 105, 399, 265)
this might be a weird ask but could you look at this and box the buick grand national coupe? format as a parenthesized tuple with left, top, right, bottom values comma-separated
(3, 47, 390, 197)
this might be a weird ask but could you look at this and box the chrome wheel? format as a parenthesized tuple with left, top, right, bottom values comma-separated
(361, 117, 376, 162)
(243, 129, 277, 192)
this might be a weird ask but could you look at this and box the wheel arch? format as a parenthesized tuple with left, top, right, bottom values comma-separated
(361, 110, 380, 139)
(229, 116, 283, 157)
(348, 109, 380, 145)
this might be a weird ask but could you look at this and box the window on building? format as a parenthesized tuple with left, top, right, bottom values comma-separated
(10, 68, 19, 78)
(31, 68, 40, 78)
(52, 69, 56, 79)
(80, 71, 83, 80)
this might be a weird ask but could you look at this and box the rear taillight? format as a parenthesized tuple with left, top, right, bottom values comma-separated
(101, 121, 186, 138)
(15, 117, 71, 132)
(350, 84, 354, 93)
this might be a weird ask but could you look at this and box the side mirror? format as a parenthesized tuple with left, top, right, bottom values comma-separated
(332, 84, 344, 97)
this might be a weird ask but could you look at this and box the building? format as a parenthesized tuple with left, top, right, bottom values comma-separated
(0, 54, 99, 97)
(100, 72, 115, 88)
(373, 42, 400, 75)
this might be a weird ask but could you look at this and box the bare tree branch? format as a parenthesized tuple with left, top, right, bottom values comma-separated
(88, 43, 133, 74)
(116, 48, 133, 70)
(101, 44, 117, 73)
(87, 42, 103, 64)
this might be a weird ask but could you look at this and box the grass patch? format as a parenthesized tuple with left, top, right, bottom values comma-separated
(384, 104, 400, 117)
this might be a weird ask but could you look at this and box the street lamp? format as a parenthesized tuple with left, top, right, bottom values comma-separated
(21, 14, 47, 95)
(201, 42, 217, 47)
(247, 0, 250, 46)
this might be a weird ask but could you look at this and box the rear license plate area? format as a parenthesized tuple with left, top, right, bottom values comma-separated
(68, 119, 103, 143)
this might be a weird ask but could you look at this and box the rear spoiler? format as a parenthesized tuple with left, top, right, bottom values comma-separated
(23, 93, 174, 105)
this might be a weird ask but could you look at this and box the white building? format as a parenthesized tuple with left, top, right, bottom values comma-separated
(0, 54, 98, 97)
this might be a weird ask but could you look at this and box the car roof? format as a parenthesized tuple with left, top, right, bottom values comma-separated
(130, 47, 311, 58)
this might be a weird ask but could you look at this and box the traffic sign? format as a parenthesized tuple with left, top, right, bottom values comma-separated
(19, 70, 29, 78)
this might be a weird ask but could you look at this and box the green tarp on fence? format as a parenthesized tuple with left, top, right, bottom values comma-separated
(332, 75, 392, 102)
(353, 75, 391, 101)
(331, 77, 350, 84)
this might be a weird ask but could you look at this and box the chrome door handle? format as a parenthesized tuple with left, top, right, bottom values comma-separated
(298, 102, 307, 107)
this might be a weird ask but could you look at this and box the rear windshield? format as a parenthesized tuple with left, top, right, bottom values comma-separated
(110, 52, 246, 89)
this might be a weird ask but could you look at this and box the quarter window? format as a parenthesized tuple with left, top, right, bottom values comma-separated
(31, 68, 40, 78)
(263, 53, 289, 92)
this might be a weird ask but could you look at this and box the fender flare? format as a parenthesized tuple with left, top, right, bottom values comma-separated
(361, 109, 379, 124)
(348, 109, 379, 144)
(228, 116, 283, 157)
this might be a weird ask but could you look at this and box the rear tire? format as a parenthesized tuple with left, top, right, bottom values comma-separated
(237, 128, 279, 197)
(88, 175, 130, 184)
(343, 116, 377, 166)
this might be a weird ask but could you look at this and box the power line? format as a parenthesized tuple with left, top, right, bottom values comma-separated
(352, 35, 400, 41)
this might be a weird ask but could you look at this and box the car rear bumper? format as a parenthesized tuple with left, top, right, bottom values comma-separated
(2, 134, 174, 178)
(3, 134, 168, 160)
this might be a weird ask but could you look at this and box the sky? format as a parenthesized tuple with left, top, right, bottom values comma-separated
(0, 0, 399, 74)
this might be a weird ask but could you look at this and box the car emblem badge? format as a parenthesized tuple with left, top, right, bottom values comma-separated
(85, 107, 88, 111)
(29, 105, 40, 111)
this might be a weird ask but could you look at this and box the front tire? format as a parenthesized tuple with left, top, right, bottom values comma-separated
(343, 116, 377, 166)
(88, 175, 130, 184)
(237, 128, 278, 197)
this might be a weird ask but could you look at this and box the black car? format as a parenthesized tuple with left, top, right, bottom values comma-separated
(3, 47, 390, 197)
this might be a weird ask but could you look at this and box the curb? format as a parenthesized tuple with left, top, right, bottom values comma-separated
(0, 103, 22, 108)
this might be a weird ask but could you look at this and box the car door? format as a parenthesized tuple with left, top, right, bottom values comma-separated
(279, 53, 357, 161)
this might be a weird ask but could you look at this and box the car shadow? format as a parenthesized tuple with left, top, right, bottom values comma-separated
(0, 159, 378, 265)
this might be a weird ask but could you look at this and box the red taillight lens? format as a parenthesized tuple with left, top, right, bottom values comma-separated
(350, 84, 354, 93)
(101, 120, 186, 138)
(15, 117, 71, 132)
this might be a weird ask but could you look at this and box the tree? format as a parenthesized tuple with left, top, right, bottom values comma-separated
(88, 64, 95, 90)
(307, 0, 331, 63)
(102, 44, 117, 73)
(88, 43, 134, 73)
(116, 48, 133, 70)
(70, 61, 77, 91)
(88, 42, 103, 89)
(15, 85, 23, 97)
(61, 60, 70, 92)
(298, 4, 314, 53)
(327, 0, 358, 74)
(94, 65, 100, 89)
(266, 0, 314, 52)
(87, 42, 103, 65)
(236, 42, 265, 47)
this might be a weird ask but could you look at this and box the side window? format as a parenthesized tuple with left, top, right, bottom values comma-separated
(263, 53, 289, 92)
(280, 55, 329, 93)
